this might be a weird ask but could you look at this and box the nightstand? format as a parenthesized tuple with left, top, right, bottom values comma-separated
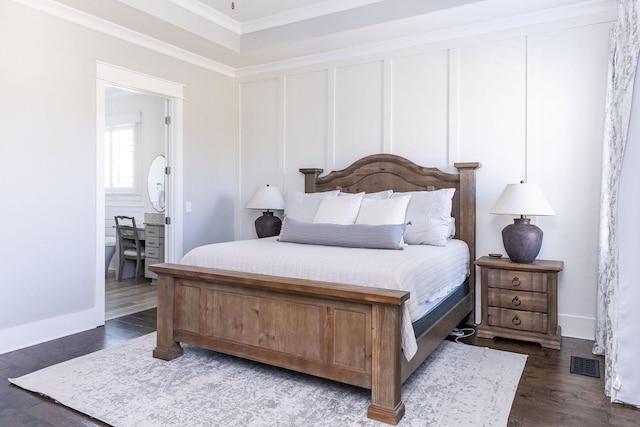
(475, 256, 563, 349)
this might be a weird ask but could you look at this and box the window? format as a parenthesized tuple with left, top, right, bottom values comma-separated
(105, 123, 137, 192)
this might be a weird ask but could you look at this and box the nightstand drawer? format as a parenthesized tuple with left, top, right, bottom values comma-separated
(487, 289, 548, 312)
(146, 247, 162, 258)
(145, 225, 165, 237)
(487, 269, 548, 293)
(487, 307, 548, 333)
(146, 236, 163, 247)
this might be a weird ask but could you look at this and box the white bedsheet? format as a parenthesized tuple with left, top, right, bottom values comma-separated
(181, 238, 469, 361)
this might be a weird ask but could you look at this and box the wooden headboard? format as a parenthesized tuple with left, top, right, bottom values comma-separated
(152, 154, 480, 425)
(300, 153, 481, 302)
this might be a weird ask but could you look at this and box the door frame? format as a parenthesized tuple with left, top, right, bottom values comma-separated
(95, 61, 184, 324)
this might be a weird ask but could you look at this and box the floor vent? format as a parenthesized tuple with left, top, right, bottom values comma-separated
(570, 356, 600, 378)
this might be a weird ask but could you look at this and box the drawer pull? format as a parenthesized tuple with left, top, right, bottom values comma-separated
(511, 296, 521, 306)
(512, 315, 522, 326)
(511, 277, 521, 287)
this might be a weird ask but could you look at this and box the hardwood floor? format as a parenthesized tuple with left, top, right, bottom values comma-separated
(1, 312, 637, 426)
(105, 273, 157, 320)
(456, 332, 639, 427)
(0, 310, 156, 427)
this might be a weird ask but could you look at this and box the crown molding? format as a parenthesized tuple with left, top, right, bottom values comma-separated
(240, 0, 384, 34)
(169, 0, 241, 34)
(236, 0, 617, 78)
(10, 0, 617, 81)
(161, 0, 386, 36)
(11, 0, 236, 77)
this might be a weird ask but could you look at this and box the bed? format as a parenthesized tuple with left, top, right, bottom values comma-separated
(150, 154, 480, 425)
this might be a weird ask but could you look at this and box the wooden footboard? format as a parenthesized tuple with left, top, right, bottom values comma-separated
(151, 263, 410, 425)
(152, 154, 480, 425)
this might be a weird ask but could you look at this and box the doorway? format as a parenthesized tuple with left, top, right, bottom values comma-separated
(104, 86, 166, 319)
(95, 62, 184, 325)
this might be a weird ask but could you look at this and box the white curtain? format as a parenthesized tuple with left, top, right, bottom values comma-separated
(594, 0, 640, 408)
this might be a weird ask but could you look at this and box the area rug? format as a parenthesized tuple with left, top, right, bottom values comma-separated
(9, 333, 526, 426)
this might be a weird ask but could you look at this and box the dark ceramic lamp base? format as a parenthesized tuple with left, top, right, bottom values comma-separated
(501, 217, 543, 264)
(254, 211, 282, 238)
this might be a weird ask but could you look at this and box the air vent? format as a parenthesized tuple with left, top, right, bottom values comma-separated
(570, 356, 600, 378)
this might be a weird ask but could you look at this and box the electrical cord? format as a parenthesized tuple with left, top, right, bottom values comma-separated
(449, 326, 476, 342)
(453, 327, 475, 343)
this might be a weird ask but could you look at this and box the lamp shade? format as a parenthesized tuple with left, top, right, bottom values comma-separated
(246, 185, 285, 211)
(491, 181, 554, 264)
(490, 182, 555, 216)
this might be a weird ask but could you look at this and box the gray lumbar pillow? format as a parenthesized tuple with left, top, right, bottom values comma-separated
(279, 217, 407, 250)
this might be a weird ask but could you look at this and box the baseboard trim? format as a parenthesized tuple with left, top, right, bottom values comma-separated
(559, 314, 595, 341)
(0, 308, 103, 356)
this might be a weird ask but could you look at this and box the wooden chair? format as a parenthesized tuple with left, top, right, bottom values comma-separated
(114, 216, 145, 283)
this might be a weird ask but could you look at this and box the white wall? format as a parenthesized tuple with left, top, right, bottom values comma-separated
(236, 14, 613, 339)
(0, 0, 236, 353)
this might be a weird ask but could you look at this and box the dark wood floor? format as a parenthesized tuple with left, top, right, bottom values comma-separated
(0, 310, 156, 427)
(1, 311, 637, 426)
(457, 333, 639, 427)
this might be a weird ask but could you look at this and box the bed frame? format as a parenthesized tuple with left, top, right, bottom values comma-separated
(150, 154, 480, 425)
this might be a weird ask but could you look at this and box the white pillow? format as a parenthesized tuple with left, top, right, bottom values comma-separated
(285, 190, 340, 222)
(363, 190, 393, 200)
(393, 189, 455, 246)
(339, 190, 393, 199)
(356, 194, 411, 225)
(313, 192, 364, 224)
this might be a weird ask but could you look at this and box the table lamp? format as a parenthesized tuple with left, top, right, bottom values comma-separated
(246, 185, 286, 238)
(490, 181, 555, 264)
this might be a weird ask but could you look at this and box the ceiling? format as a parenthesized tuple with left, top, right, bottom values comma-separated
(197, 0, 386, 24)
(47, 0, 611, 72)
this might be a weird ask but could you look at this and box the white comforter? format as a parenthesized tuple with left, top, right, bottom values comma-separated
(181, 237, 469, 361)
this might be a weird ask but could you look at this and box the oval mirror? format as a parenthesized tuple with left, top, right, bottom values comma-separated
(147, 155, 166, 212)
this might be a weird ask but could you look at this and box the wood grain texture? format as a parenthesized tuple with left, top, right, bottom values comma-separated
(152, 274, 183, 361)
(488, 289, 548, 312)
(152, 154, 481, 424)
(105, 273, 156, 320)
(476, 256, 562, 350)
